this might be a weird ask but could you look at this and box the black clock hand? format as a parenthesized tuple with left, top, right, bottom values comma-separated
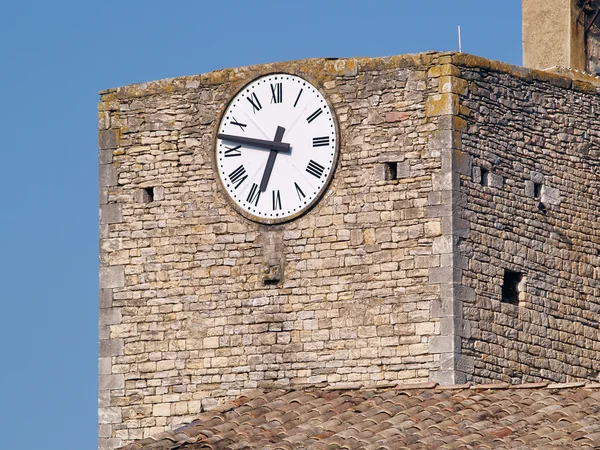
(260, 126, 285, 192)
(217, 133, 290, 152)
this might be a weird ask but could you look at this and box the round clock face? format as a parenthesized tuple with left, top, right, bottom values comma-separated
(215, 73, 338, 223)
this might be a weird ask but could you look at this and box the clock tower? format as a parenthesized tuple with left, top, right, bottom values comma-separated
(99, 52, 600, 449)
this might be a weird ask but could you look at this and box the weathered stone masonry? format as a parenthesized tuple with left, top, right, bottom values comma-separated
(455, 56, 600, 384)
(99, 53, 458, 449)
(99, 52, 600, 449)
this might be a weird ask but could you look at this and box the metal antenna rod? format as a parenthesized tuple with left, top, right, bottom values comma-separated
(458, 25, 462, 53)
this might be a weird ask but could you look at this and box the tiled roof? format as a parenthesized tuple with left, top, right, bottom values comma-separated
(120, 382, 600, 449)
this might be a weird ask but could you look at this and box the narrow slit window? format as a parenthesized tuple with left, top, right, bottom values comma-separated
(384, 162, 397, 180)
(142, 187, 154, 203)
(502, 270, 523, 305)
(480, 168, 489, 186)
(533, 182, 542, 199)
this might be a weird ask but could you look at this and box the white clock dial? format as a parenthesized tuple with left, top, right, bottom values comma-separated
(215, 73, 338, 223)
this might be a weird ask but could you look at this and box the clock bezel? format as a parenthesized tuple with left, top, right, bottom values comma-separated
(213, 72, 340, 225)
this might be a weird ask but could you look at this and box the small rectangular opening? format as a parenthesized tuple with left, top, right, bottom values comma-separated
(533, 183, 542, 199)
(384, 162, 397, 180)
(143, 187, 154, 203)
(502, 270, 523, 305)
(480, 168, 489, 186)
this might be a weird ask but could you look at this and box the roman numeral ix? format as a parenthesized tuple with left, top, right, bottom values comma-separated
(306, 107, 323, 123)
(312, 136, 330, 147)
(229, 165, 248, 189)
(224, 144, 241, 157)
(247, 183, 261, 206)
(270, 83, 282, 104)
(306, 160, 325, 179)
(246, 92, 262, 113)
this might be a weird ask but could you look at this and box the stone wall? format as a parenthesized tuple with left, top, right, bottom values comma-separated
(98, 53, 453, 449)
(454, 56, 600, 384)
(99, 51, 600, 449)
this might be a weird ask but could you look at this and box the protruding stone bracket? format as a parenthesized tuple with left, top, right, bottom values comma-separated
(259, 227, 285, 285)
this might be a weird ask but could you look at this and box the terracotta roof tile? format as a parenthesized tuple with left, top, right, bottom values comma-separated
(121, 384, 600, 449)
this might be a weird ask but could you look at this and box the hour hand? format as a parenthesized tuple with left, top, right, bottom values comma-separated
(217, 133, 290, 152)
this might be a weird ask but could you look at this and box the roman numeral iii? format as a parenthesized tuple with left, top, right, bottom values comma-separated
(246, 92, 262, 113)
(312, 136, 330, 147)
(270, 83, 282, 104)
(306, 160, 325, 178)
(247, 183, 261, 206)
(229, 165, 248, 189)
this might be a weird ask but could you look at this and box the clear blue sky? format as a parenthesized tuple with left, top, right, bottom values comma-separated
(0, 1, 521, 448)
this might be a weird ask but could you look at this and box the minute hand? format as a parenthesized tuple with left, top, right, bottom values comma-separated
(217, 133, 290, 152)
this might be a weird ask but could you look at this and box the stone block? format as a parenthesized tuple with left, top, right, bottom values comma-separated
(541, 186, 561, 205)
(453, 150, 471, 175)
(437, 115, 467, 132)
(98, 357, 112, 375)
(99, 129, 119, 150)
(488, 173, 503, 189)
(426, 93, 460, 117)
(440, 317, 471, 338)
(99, 339, 124, 357)
(99, 289, 113, 309)
(100, 266, 124, 289)
(153, 403, 171, 417)
(99, 308, 121, 326)
(427, 64, 461, 78)
(325, 58, 358, 76)
(385, 111, 410, 122)
(439, 76, 468, 95)
(429, 336, 461, 354)
(98, 438, 122, 450)
(99, 187, 108, 206)
(99, 164, 117, 187)
(428, 130, 461, 151)
(100, 204, 122, 225)
(471, 166, 481, 184)
(428, 267, 452, 284)
(432, 235, 453, 254)
(99, 149, 113, 165)
(99, 407, 122, 424)
(99, 374, 125, 391)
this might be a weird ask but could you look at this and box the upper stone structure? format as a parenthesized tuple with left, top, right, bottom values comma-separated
(99, 51, 600, 449)
(522, 0, 600, 73)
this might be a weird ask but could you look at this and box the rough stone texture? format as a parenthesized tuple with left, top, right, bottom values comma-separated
(99, 51, 600, 449)
(98, 53, 451, 449)
(522, 0, 586, 71)
(457, 56, 600, 385)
